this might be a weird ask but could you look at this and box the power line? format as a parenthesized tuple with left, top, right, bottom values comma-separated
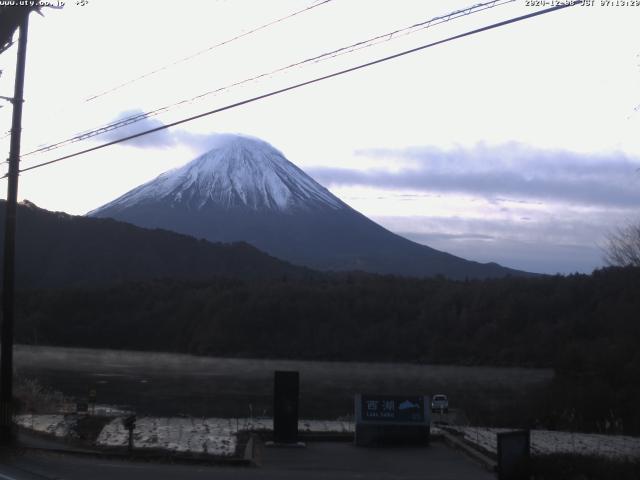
(286, 0, 516, 68)
(83, 0, 335, 103)
(305, 0, 516, 63)
(8, 1, 581, 179)
(17, 0, 514, 161)
(5, 0, 335, 161)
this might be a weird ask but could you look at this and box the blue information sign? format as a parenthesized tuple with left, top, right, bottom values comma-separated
(355, 394, 431, 446)
(360, 395, 425, 423)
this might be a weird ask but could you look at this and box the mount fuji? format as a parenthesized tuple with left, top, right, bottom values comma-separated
(89, 134, 527, 279)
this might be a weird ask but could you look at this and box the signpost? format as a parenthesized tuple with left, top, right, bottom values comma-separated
(88, 388, 97, 415)
(355, 394, 431, 446)
(123, 415, 136, 455)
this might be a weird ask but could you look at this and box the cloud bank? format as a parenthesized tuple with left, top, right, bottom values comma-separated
(374, 213, 617, 274)
(99, 109, 224, 153)
(100, 110, 176, 148)
(308, 143, 640, 209)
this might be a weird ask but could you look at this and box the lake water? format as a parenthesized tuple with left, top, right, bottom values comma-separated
(15, 345, 554, 421)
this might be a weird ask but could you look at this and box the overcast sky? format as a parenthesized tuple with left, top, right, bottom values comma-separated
(1, 0, 639, 274)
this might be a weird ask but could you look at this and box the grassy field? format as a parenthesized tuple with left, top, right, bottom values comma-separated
(15, 345, 553, 423)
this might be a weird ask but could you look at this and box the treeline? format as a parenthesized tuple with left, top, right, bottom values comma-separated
(1, 200, 311, 289)
(13, 267, 640, 433)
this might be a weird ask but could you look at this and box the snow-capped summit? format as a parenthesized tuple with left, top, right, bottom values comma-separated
(90, 133, 529, 279)
(90, 133, 344, 215)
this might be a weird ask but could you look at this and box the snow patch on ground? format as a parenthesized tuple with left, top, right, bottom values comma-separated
(241, 417, 355, 433)
(95, 417, 356, 456)
(97, 417, 237, 456)
(95, 416, 358, 456)
(16, 413, 440, 458)
(449, 426, 640, 460)
(15, 414, 72, 438)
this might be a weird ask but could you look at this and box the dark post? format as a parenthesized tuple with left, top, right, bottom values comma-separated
(497, 430, 531, 480)
(0, 12, 29, 445)
(273, 371, 299, 444)
(123, 415, 136, 454)
(88, 387, 97, 415)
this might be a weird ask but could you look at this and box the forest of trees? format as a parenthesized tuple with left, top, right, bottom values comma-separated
(13, 266, 640, 434)
(0, 201, 312, 289)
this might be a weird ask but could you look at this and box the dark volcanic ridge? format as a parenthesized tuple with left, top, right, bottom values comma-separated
(0, 200, 311, 289)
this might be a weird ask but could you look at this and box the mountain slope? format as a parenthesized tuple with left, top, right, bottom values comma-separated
(89, 134, 530, 279)
(93, 133, 344, 214)
(0, 200, 311, 289)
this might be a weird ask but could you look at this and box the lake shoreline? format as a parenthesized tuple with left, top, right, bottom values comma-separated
(14, 344, 553, 423)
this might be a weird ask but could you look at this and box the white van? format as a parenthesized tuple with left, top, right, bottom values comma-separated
(430, 394, 449, 413)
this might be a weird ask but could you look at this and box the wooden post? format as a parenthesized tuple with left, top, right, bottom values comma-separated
(1, 11, 29, 445)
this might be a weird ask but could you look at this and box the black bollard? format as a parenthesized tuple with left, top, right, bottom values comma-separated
(273, 371, 299, 444)
(497, 430, 530, 480)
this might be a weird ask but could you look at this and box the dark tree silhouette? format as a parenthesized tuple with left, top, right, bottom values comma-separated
(604, 222, 640, 267)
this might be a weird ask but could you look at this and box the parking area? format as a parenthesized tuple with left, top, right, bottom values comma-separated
(1, 440, 495, 480)
(259, 441, 495, 479)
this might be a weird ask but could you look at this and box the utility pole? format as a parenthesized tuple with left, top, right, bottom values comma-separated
(0, 12, 29, 445)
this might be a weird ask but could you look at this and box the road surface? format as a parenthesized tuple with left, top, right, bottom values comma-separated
(0, 441, 495, 479)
